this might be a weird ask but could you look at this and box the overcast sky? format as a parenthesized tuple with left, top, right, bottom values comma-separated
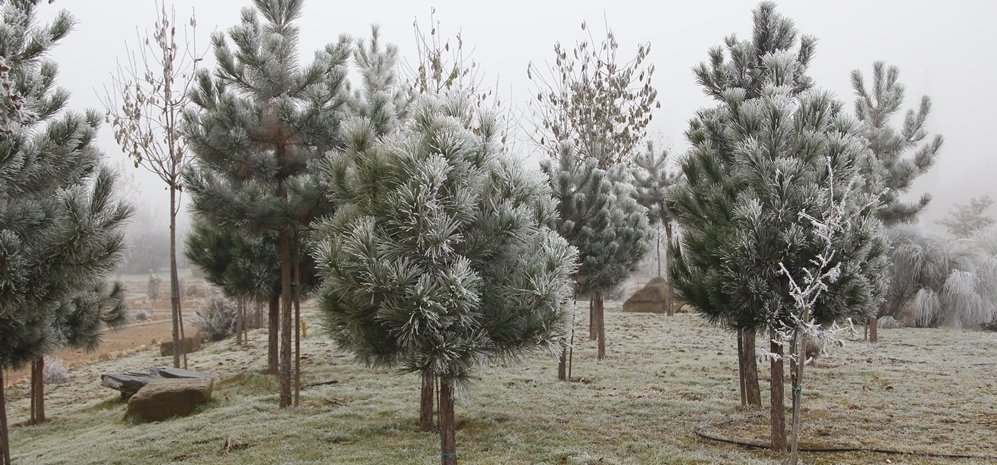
(36, 0, 997, 230)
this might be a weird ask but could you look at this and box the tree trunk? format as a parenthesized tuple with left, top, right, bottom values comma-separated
(737, 329, 746, 407)
(293, 232, 302, 408)
(664, 222, 674, 316)
(557, 343, 567, 381)
(169, 185, 185, 369)
(789, 333, 806, 465)
(235, 298, 244, 345)
(30, 357, 44, 424)
(420, 368, 435, 432)
(439, 375, 457, 465)
(268, 293, 279, 375)
(595, 290, 606, 360)
(278, 228, 293, 408)
(655, 226, 661, 277)
(743, 328, 761, 407)
(1, 369, 10, 465)
(868, 316, 878, 343)
(588, 297, 596, 340)
(769, 339, 787, 451)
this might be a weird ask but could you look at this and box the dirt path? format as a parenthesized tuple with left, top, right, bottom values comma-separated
(4, 320, 180, 386)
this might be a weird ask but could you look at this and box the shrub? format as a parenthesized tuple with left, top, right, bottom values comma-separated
(879, 316, 901, 329)
(134, 309, 149, 322)
(194, 297, 236, 341)
(43, 358, 69, 385)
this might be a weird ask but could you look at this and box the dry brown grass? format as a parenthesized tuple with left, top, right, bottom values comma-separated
(5, 301, 995, 464)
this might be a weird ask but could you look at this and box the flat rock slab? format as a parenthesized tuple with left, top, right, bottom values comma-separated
(102, 368, 214, 397)
(126, 378, 214, 422)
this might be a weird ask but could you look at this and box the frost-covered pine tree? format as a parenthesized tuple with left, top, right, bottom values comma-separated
(182, 0, 354, 408)
(672, 1, 817, 410)
(542, 145, 652, 367)
(0, 2, 131, 462)
(669, 2, 887, 450)
(851, 62, 943, 340)
(852, 62, 942, 225)
(314, 95, 576, 465)
(633, 141, 681, 314)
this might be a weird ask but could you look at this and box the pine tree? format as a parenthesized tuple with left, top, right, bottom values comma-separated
(0, 2, 131, 462)
(633, 141, 681, 315)
(852, 62, 942, 226)
(669, 2, 887, 450)
(938, 195, 993, 238)
(672, 1, 817, 412)
(542, 145, 652, 369)
(182, 0, 353, 408)
(314, 95, 576, 465)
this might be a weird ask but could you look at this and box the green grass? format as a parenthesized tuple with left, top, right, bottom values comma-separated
(6, 303, 996, 464)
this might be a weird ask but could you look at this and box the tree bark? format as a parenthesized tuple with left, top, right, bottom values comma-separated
(868, 316, 878, 343)
(235, 298, 244, 345)
(169, 184, 185, 369)
(30, 357, 44, 424)
(588, 297, 596, 340)
(664, 222, 674, 316)
(769, 339, 787, 451)
(1, 368, 10, 465)
(420, 368, 435, 432)
(293, 232, 302, 408)
(439, 375, 457, 465)
(278, 228, 293, 408)
(595, 290, 606, 360)
(268, 293, 279, 375)
(789, 333, 806, 465)
(737, 329, 746, 407)
(557, 343, 567, 381)
(743, 328, 761, 407)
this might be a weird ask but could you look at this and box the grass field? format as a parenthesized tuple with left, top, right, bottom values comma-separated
(6, 302, 996, 464)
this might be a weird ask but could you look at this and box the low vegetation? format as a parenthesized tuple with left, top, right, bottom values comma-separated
(6, 305, 995, 465)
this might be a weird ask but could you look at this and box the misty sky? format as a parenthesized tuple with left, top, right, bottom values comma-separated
(35, 0, 997, 232)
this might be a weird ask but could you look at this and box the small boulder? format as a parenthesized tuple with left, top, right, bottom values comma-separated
(159, 333, 202, 356)
(126, 378, 213, 422)
(622, 277, 669, 314)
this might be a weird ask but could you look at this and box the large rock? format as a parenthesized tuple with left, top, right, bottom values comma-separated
(126, 378, 214, 422)
(622, 276, 669, 314)
(159, 333, 202, 356)
(102, 368, 214, 397)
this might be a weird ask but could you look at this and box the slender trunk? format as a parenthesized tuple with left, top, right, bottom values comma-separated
(420, 368, 435, 432)
(439, 375, 457, 465)
(789, 333, 805, 464)
(595, 290, 606, 360)
(655, 226, 661, 277)
(743, 328, 761, 407)
(31, 357, 44, 424)
(664, 222, 674, 316)
(268, 293, 279, 375)
(737, 329, 746, 408)
(278, 228, 293, 408)
(588, 297, 596, 340)
(557, 343, 567, 381)
(169, 185, 182, 369)
(868, 316, 878, 343)
(236, 298, 244, 345)
(293, 232, 302, 408)
(770, 339, 786, 451)
(1, 369, 10, 465)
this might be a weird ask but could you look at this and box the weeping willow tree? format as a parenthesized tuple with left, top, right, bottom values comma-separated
(884, 225, 997, 329)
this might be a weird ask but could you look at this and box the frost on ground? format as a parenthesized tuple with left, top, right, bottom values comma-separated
(5, 303, 996, 465)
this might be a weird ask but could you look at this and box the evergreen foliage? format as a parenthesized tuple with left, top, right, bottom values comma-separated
(883, 224, 997, 328)
(0, 1, 130, 462)
(937, 195, 994, 238)
(314, 95, 576, 463)
(669, 2, 887, 449)
(633, 141, 681, 312)
(182, 0, 359, 408)
(852, 62, 942, 225)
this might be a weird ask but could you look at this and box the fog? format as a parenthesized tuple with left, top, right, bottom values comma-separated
(36, 0, 997, 270)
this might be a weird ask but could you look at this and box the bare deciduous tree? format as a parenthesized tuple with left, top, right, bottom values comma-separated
(100, 2, 199, 369)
